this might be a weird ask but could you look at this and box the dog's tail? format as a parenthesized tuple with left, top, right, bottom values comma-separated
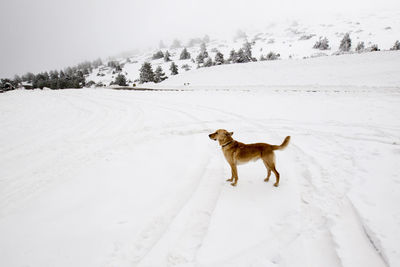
(272, 136, 291, 151)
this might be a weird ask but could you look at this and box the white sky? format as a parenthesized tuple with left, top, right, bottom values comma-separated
(0, 0, 399, 78)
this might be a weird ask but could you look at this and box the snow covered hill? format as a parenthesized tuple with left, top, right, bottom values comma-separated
(84, 10, 400, 87)
(149, 50, 400, 90)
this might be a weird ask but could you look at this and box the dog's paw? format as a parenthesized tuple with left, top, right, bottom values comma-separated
(273, 183, 279, 187)
(230, 182, 237, 186)
(264, 178, 269, 182)
(226, 178, 233, 182)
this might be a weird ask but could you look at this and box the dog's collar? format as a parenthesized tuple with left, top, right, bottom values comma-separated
(221, 140, 233, 148)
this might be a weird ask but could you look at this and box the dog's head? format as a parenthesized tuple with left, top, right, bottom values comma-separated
(208, 129, 234, 142)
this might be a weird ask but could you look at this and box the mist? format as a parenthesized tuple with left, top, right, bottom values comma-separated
(0, 0, 398, 78)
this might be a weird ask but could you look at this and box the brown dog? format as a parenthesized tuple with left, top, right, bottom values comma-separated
(209, 129, 290, 187)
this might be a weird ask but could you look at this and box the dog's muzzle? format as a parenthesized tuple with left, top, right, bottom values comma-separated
(208, 134, 216, 140)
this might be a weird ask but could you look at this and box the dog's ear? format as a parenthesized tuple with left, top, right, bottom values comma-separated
(228, 131, 234, 136)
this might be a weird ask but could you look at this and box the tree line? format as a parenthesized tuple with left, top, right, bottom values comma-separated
(1, 58, 103, 90)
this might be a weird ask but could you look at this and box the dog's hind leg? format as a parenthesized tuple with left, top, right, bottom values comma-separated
(271, 165, 280, 187)
(263, 161, 271, 182)
(263, 154, 280, 187)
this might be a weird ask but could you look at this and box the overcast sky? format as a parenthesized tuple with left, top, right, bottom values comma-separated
(0, 0, 398, 78)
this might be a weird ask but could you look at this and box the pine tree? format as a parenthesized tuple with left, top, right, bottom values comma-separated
(181, 64, 191, 71)
(355, 41, 365, 52)
(139, 62, 155, 83)
(154, 66, 167, 83)
(243, 40, 253, 62)
(339, 33, 351, 52)
(215, 51, 224, 65)
(236, 48, 247, 63)
(196, 53, 205, 64)
(22, 72, 35, 82)
(369, 44, 379, 51)
(152, 50, 164, 60)
(203, 57, 213, 67)
(261, 52, 280, 60)
(170, 62, 178, 75)
(196, 43, 209, 64)
(164, 50, 171, 62)
(229, 49, 238, 63)
(200, 42, 208, 58)
(114, 73, 127, 86)
(179, 48, 191, 60)
(313, 37, 330, 50)
(391, 40, 400, 50)
(13, 75, 22, 86)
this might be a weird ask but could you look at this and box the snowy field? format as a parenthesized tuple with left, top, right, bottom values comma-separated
(1, 52, 400, 267)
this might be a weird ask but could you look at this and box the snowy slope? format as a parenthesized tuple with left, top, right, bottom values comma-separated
(1, 84, 399, 267)
(83, 10, 400, 87)
(150, 50, 400, 90)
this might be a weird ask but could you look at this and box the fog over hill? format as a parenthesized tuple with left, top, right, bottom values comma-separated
(0, 0, 399, 78)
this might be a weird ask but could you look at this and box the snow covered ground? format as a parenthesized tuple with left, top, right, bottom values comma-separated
(1, 51, 400, 267)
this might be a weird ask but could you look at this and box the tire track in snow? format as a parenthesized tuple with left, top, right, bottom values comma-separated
(289, 143, 344, 267)
(164, 154, 225, 266)
(289, 129, 396, 267)
(331, 197, 387, 267)
(0, 91, 146, 217)
(124, 149, 215, 266)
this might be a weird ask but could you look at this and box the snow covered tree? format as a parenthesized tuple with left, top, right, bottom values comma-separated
(164, 50, 171, 62)
(114, 73, 127, 86)
(196, 43, 209, 64)
(179, 48, 191, 60)
(181, 64, 191, 71)
(228, 49, 238, 63)
(170, 62, 178, 75)
(369, 44, 380, 51)
(215, 51, 224, 65)
(196, 53, 205, 64)
(236, 48, 247, 63)
(313, 37, 330, 50)
(390, 40, 400, 50)
(243, 40, 253, 62)
(339, 33, 351, 52)
(13, 74, 22, 86)
(107, 61, 122, 72)
(22, 72, 35, 82)
(260, 52, 280, 61)
(152, 50, 164, 60)
(200, 42, 208, 57)
(355, 41, 365, 52)
(139, 62, 155, 83)
(154, 66, 167, 83)
(203, 57, 213, 67)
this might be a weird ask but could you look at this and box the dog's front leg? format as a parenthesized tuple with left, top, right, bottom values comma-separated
(229, 163, 238, 186)
(227, 165, 234, 182)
